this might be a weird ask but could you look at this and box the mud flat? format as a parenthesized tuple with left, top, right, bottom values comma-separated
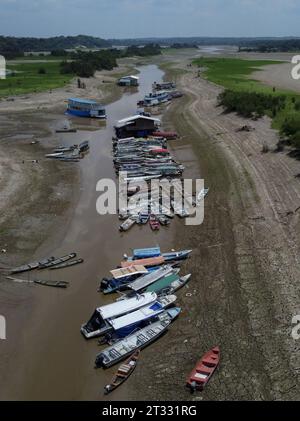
(127, 59, 300, 401)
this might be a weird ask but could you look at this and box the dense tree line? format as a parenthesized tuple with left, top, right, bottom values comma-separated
(218, 90, 286, 119)
(238, 39, 300, 53)
(0, 35, 110, 56)
(170, 43, 198, 49)
(60, 44, 162, 78)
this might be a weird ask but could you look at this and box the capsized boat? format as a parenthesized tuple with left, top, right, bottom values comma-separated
(186, 347, 220, 392)
(104, 350, 140, 395)
(95, 308, 178, 368)
(81, 292, 157, 339)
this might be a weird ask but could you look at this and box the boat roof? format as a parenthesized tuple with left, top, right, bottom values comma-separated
(120, 75, 139, 80)
(116, 115, 161, 128)
(109, 302, 164, 330)
(110, 265, 148, 280)
(129, 265, 174, 292)
(121, 256, 165, 268)
(98, 292, 157, 319)
(133, 247, 161, 259)
(68, 98, 101, 105)
(145, 273, 179, 293)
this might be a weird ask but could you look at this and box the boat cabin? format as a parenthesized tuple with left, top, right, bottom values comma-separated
(115, 115, 161, 138)
(118, 75, 139, 87)
(153, 81, 176, 91)
(67, 98, 106, 119)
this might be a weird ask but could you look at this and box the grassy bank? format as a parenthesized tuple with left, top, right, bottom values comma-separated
(0, 62, 74, 96)
(193, 57, 300, 146)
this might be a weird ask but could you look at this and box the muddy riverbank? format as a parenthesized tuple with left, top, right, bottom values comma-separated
(127, 58, 300, 401)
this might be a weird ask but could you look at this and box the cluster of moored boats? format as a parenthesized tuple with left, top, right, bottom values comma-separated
(80, 246, 192, 369)
(45, 140, 90, 163)
(137, 81, 183, 107)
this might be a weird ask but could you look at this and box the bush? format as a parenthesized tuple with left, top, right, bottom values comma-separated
(218, 90, 286, 119)
(38, 67, 46, 74)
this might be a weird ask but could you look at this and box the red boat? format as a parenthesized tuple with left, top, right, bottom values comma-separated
(149, 214, 160, 231)
(153, 131, 178, 140)
(186, 347, 220, 392)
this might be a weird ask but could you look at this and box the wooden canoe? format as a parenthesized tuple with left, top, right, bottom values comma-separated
(33, 280, 69, 289)
(121, 256, 165, 268)
(39, 253, 77, 269)
(49, 258, 84, 270)
(104, 350, 140, 395)
(186, 347, 220, 392)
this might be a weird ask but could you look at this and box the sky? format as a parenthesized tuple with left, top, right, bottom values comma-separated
(0, 0, 299, 39)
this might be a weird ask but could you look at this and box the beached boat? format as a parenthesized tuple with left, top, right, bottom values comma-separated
(127, 265, 175, 292)
(186, 347, 220, 392)
(129, 247, 161, 260)
(99, 265, 149, 294)
(107, 295, 177, 338)
(168, 274, 192, 293)
(49, 258, 84, 270)
(144, 272, 180, 294)
(121, 256, 165, 269)
(196, 188, 210, 205)
(119, 217, 136, 232)
(95, 312, 173, 368)
(137, 212, 150, 225)
(66, 98, 106, 119)
(152, 131, 178, 140)
(162, 250, 192, 262)
(39, 253, 77, 269)
(149, 214, 160, 231)
(126, 249, 192, 263)
(157, 215, 171, 226)
(81, 292, 157, 339)
(33, 280, 69, 289)
(104, 350, 140, 395)
(9, 256, 56, 275)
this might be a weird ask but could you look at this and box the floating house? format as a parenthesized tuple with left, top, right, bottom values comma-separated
(118, 75, 139, 87)
(115, 115, 161, 138)
(66, 98, 106, 119)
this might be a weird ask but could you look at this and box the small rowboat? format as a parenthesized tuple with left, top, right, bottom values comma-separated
(33, 280, 69, 288)
(149, 214, 160, 231)
(186, 347, 220, 392)
(39, 253, 77, 269)
(49, 258, 84, 270)
(9, 256, 56, 275)
(119, 217, 136, 232)
(104, 350, 140, 395)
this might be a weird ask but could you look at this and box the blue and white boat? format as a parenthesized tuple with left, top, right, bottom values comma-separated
(125, 248, 192, 263)
(66, 98, 106, 119)
(143, 91, 171, 107)
(81, 292, 157, 339)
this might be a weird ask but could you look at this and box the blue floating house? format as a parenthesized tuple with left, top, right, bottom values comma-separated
(66, 98, 106, 119)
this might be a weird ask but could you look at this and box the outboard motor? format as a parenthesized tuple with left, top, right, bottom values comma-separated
(95, 354, 105, 368)
(99, 278, 109, 292)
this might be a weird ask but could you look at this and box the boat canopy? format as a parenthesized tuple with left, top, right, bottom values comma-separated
(128, 265, 174, 292)
(108, 302, 164, 331)
(110, 265, 148, 280)
(97, 292, 157, 320)
(116, 115, 161, 128)
(121, 256, 165, 268)
(133, 247, 161, 259)
(145, 273, 179, 293)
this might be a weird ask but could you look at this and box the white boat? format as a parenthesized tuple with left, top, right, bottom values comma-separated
(196, 188, 209, 205)
(81, 292, 157, 339)
(119, 217, 136, 232)
(169, 274, 192, 293)
(128, 265, 176, 292)
(108, 295, 177, 334)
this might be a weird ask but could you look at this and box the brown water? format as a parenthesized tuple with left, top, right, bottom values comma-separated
(0, 65, 181, 401)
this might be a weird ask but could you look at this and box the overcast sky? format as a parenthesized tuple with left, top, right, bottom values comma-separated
(0, 0, 299, 39)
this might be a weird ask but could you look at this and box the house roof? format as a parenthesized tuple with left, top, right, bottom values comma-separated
(116, 114, 161, 128)
(119, 75, 139, 80)
(69, 98, 99, 105)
